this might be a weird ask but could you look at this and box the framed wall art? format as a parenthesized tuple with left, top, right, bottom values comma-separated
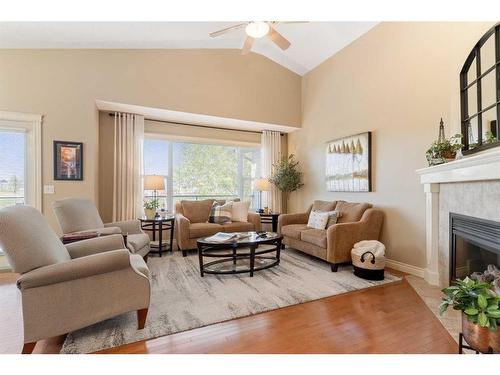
(53, 141, 83, 180)
(325, 131, 371, 192)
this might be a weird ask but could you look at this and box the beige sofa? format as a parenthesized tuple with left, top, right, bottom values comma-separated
(175, 199, 261, 256)
(278, 200, 383, 271)
(0, 205, 150, 354)
(52, 198, 150, 259)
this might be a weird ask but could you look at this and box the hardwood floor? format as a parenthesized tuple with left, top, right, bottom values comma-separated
(1, 269, 457, 354)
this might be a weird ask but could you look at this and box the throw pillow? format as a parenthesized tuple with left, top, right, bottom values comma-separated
(232, 201, 250, 222)
(326, 210, 341, 228)
(307, 210, 331, 230)
(208, 201, 233, 224)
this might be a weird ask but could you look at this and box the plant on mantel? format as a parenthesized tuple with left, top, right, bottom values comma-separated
(426, 134, 463, 166)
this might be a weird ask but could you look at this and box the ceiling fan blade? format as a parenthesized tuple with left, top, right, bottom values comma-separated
(242, 36, 254, 55)
(209, 23, 247, 38)
(267, 25, 291, 50)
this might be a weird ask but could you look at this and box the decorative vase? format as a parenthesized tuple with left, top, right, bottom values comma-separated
(461, 313, 499, 353)
(144, 208, 156, 220)
(160, 210, 167, 219)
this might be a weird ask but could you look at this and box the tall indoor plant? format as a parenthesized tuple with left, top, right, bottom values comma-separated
(440, 277, 500, 353)
(269, 154, 304, 211)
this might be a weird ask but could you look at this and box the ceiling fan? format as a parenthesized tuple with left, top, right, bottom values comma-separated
(209, 21, 305, 55)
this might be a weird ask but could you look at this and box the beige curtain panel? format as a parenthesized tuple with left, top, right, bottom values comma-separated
(112, 112, 144, 221)
(261, 130, 282, 213)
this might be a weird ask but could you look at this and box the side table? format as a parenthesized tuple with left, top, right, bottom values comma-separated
(259, 213, 281, 232)
(138, 216, 175, 257)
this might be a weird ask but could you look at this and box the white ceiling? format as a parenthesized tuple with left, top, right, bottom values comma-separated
(0, 22, 377, 75)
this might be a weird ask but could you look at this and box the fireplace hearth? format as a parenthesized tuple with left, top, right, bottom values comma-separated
(449, 213, 500, 294)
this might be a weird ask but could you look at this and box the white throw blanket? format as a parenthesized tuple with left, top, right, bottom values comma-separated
(352, 240, 385, 257)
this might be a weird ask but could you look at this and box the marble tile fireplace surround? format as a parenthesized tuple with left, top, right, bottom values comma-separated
(417, 148, 500, 287)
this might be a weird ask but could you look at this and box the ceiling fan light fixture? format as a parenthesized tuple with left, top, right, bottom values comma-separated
(245, 22, 270, 38)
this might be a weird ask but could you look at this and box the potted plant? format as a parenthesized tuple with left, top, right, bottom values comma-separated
(426, 134, 463, 166)
(440, 277, 500, 353)
(269, 154, 304, 211)
(143, 199, 159, 220)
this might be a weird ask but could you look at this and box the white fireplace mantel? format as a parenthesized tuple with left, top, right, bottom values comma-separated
(416, 148, 500, 286)
(416, 148, 500, 184)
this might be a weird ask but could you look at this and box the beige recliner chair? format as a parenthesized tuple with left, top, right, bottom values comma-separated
(52, 198, 150, 260)
(0, 205, 151, 354)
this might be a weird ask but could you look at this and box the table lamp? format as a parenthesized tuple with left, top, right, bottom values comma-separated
(144, 175, 165, 218)
(254, 178, 270, 213)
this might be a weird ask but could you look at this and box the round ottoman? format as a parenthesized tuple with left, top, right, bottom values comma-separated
(351, 240, 386, 280)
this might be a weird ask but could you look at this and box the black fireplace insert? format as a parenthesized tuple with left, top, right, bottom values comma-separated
(449, 213, 500, 284)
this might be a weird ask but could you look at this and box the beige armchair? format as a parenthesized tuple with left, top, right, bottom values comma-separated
(175, 199, 261, 256)
(278, 200, 384, 271)
(52, 198, 150, 259)
(0, 205, 151, 354)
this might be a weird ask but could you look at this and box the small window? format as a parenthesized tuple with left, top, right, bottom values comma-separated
(0, 129, 26, 209)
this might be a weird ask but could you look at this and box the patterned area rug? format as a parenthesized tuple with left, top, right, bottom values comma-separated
(61, 248, 401, 353)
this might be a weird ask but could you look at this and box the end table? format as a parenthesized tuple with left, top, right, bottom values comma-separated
(138, 216, 175, 257)
(259, 212, 281, 232)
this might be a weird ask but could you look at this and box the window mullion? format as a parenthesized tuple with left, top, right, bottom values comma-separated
(168, 141, 173, 212)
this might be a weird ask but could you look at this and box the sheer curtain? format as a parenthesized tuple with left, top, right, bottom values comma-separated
(112, 112, 144, 221)
(261, 130, 282, 213)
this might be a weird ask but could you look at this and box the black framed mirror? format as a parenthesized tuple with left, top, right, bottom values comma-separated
(460, 22, 500, 154)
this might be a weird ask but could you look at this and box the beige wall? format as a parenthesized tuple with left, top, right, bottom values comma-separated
(289, 22, 495, 268)
(0, 49, 301, 231)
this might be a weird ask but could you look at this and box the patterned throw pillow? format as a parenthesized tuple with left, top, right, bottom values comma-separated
(307, 210, 331, 229)
(208, 201, 233, 224)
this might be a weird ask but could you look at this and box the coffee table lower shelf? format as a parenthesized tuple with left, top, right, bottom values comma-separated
(197, 236, 282, 277)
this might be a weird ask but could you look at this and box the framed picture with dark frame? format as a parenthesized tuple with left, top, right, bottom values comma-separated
(325, 131, 372, 192)
(53, 141, 83, 180)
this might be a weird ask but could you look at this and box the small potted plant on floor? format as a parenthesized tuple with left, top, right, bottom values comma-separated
(426, 134, 463, 166)
(440, 277, 500, 353)
(143, 199, 159, 220)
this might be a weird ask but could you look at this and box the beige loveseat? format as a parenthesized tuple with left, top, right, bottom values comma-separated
(278, 200, 383, 272)
(175, 199, 261, 256)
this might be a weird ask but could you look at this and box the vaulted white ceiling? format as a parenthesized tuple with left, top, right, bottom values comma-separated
(0, 22, 377, 75)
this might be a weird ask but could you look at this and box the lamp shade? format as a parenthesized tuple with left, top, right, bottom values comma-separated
(144, 175, 165, 190)
(254, 178, 270, 191)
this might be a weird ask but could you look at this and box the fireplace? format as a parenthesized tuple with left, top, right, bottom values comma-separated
(449, 213, 500, 291)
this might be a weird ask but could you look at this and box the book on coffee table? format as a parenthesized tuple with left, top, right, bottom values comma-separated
(204, 232, 250, 243)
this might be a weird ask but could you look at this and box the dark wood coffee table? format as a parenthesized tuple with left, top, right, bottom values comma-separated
(197, 232, 283, 277)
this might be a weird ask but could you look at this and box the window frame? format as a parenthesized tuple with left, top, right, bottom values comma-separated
(460, 22, 500, 155)
(144, 133, 261, 212)
(0, 111, 42, 211)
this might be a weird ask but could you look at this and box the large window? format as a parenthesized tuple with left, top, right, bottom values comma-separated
(143, 138, 261, 212)
(0, 130, 26, 209)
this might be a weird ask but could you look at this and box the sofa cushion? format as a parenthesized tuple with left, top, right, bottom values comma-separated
(208, 201, 233, 224)
(300, 229, 327, 248)
(336, 201, 372, 223)
(312, 200, 337, 212)
(281, 224, 308, 240)
(126, 233, 150, 254)
(181, 199, 214, 223)
(307, 210, 331, 229)
(189, 222, 222, 238)
(232, 201, 250, 222)
(222, 222, 255, 233)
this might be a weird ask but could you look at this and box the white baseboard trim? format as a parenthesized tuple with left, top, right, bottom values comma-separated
(386, 258, 425, 278)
